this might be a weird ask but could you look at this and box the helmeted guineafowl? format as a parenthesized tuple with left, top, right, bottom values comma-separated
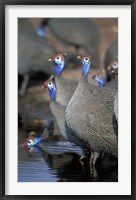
(65, 55, 118, 162)
(36, 18, 50, 38)
(92, 71, 106, 87)
(93, 69, 118, 126)
(104, 40, 118, 81)
(48, 53, 79, 106)
(43, 77, 90, 161)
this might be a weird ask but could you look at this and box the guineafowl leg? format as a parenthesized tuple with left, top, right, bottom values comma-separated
(93, 152, 101, 166)
(19, 74, 30, 97)
(89, 163, 98, 178)
(90, 152, 101, 166)
(90, 152, 93, 165)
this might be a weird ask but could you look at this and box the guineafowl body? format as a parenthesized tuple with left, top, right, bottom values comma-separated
(93, 71, 118, 125)
(66, 56, 118, 158)
(50, 100, 88, 153)
(66, 77, 118, 157)
(43, 79, 89, 159)
(54, 76, 78, 106)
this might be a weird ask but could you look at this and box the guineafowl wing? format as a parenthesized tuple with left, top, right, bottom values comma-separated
(89, 85, 117, 113)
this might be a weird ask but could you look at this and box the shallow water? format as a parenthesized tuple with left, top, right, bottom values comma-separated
(18, 131, 118, 182)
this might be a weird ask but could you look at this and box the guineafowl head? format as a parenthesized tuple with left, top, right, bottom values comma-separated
(43, 78, 56, 101)
(37, 19, 49, 37)
(77, 55, 92, 77)
(93, 71, 106, 87)
(108, 61, 118, 75)
(48, 53, 67, 76)
(37, 25, 47, 37)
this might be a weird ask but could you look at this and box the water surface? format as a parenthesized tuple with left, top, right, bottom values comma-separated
(18, 132, 118, 182)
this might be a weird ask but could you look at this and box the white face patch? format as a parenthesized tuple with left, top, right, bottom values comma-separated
(112, 63, 118, 69)
(48, 81, 54, 90)
(94, 75, 99, 82)
(28, 146, 34, 152)
(84, 57, 89, 62)
(28, 139, 34, 146)
(83, 57, 91, 65)
(55, 56, 62, 62)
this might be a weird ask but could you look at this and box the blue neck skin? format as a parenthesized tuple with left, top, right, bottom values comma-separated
(82, 62, 91, 77)
(97, 77, 106, 87)
(55, 60, 65, 77)
(48, 85, 56, 101)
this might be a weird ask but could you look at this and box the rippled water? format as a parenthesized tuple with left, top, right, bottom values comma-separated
(18, 131, 118, 182)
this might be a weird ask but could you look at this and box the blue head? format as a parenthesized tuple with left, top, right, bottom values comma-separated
(77, 55, 92, 77)
(37, 24, 47, 38)
(93, 72, 106, 87)
(43, 78, 56, 101)
(48, 53, 67, 77)
(107, 61, 118, 76)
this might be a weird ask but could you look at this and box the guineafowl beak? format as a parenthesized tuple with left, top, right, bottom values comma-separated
(42, 81, 47, 91)
(42, 85, 47, 92)
(111, 69, 118, 75)
(111, 70, 115, 74)
(107, 66, 112, 71)
(48, 58, 53, 62)
(77, 56, 81, 59)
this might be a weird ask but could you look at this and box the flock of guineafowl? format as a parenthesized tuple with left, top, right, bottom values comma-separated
(20, 18, 118, 168)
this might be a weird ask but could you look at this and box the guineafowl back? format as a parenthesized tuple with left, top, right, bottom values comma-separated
(55, 76, 78, 106)
(55, 75, 98, 106)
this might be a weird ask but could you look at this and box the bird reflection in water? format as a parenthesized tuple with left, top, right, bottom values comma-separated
(23, 144, 117, 182)
(23, 145, 44, 157)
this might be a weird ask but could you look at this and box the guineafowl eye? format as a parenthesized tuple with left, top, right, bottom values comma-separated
(48, 81, 54, 90)
(55, 56, 61, 61)
(28, 139, 33, 146)
(84, 57, 89, 62)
